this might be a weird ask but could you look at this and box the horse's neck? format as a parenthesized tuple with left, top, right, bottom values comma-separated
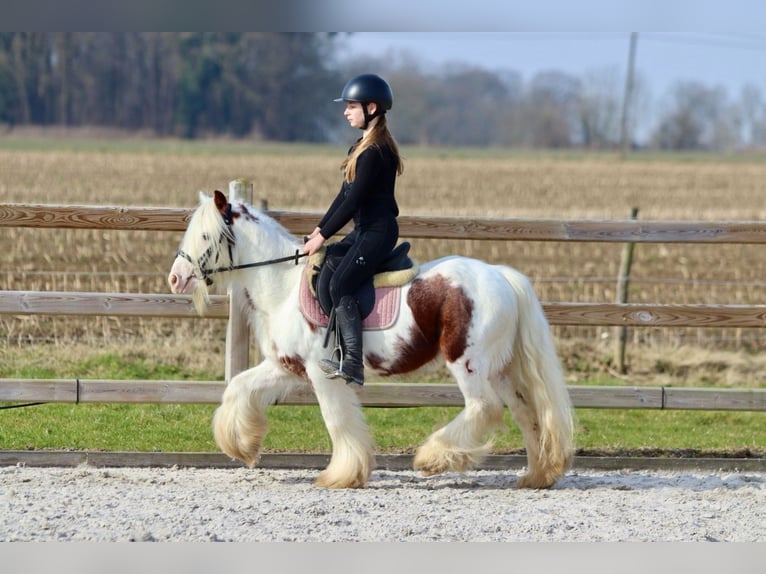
(239, 263, 302, 353)
(235, 219, 302, 309)
(238, 215, 297, 259)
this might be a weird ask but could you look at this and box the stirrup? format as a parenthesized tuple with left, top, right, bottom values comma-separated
(320, 310, 363, 386)
(320, 343, 344, 379)
(320, 358, 343, 378)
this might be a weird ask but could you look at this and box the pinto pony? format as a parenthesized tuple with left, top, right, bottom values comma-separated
(168, 190, 574, 489)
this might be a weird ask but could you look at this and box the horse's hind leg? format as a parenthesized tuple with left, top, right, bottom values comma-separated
(494, 265, 574, 488)
(310, 370, 375, 489)
(413, 365, 505, 476)
(492, 366, 573, 489)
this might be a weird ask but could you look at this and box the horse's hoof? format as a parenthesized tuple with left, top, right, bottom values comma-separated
(412, 455, 447, 476)
(314, 470, 367, 489)
(516, 473, 555, 489)
(417, 466, 442, 477)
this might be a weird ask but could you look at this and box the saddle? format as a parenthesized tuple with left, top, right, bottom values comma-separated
(302, 241, 419, 327)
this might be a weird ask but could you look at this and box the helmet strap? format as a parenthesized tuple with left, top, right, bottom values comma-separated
(361, 102, 385, 130)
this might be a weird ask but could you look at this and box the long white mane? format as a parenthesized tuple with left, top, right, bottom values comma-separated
(181, 191, 301, 312)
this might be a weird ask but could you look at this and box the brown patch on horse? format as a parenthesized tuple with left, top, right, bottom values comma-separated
(279, 355, 308, 381)
(243, 288, 256, 313)
(384, 274, 473, 375)
(365, 353, 386, 372)
(237, 203, 259, 223)
(272, 343, 310, 383)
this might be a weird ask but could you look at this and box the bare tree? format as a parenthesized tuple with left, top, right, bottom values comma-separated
(578, 66, 622, 148)
(651, 81, 741, 150)
(524, 71, 581, 147)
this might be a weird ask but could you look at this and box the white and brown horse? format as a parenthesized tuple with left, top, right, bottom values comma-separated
(168, 190, 574, 489)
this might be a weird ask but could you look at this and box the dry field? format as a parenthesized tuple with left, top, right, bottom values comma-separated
(1, 140, 765, 386)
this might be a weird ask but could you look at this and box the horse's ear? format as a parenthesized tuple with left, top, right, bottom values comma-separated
(213, 190, 228, 213)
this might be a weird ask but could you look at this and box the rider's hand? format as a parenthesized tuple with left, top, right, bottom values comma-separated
(302, 232, 325, 256)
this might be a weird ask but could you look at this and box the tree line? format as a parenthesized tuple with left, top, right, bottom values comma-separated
(2, 32, 765, 150)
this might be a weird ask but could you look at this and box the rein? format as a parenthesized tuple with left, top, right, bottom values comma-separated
(177, 248, 307, 285)
(177, 200, 308, 286)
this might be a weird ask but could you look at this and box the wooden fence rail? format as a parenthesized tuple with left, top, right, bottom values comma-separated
(3, 202, 766, 243)
(1, 379, 764, 411)
(1, 290, 764, 328)
(1, 202, 765, 413)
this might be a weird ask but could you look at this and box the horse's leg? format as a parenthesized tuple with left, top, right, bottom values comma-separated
(485, 265, 575, 489)
(309, 366, 375, 489)
(212, 360, 301, 467)
(491, 335, 574, 489)
(413, 363, 505, 475)
(492, 366, 569, 489)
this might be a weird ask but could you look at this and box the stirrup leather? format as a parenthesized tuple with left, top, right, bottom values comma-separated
(320, 325, 345, 379)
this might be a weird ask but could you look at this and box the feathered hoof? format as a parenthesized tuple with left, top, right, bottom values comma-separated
(516, 471, 557, 489)
(314, 468, 368, 489)
(412, 440, 489, 476)
(413, 444, 481, 476)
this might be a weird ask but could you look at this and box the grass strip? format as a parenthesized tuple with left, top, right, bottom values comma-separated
(1, 402, 763, 457)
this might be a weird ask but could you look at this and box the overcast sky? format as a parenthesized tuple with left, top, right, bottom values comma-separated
(340, 32, 766, 100)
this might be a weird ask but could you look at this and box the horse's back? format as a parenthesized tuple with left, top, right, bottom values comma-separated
(417, 255, 525, 296)
(408, 255, 528, 332)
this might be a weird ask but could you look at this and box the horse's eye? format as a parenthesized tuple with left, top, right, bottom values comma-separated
(202, 233, 210, 241)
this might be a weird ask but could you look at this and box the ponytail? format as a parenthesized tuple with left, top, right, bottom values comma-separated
(341, 115, 404, 183)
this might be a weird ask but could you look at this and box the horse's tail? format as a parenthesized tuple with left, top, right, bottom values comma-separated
(497, 265, 575, 487)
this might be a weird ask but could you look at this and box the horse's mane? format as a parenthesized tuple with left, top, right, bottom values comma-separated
(185, 193, 234, 266)
(232, 200, 301, 256)
(184, 191, 302, 312)
(190, 191, 299, 255)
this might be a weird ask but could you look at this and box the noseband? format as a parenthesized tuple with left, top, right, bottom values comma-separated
(176, 202, 307, 286)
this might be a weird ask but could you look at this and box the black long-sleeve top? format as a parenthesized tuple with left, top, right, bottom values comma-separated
(318, 143, 399, 239)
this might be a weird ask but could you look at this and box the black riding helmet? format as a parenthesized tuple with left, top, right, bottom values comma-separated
(334, 73, 393, 129)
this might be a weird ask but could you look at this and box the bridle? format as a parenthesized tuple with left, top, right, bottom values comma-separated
(177, 246, 307, 286)
(176, 202, 307, 286)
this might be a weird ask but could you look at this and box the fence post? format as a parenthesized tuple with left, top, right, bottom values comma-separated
(224, 178, 253, 383)
(614, 207, 639, 373)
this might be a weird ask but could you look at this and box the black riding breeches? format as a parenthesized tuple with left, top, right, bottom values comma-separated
(327, 217, 398, 308)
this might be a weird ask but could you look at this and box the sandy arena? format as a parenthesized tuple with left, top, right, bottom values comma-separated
(1, 465, 763, 542)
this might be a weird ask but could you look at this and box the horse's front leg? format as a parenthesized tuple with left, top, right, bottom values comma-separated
(308, 365, 375, 489)
(213, 360, 301, 467)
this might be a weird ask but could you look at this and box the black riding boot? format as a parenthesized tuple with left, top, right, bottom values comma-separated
(320, 296, 364, 386)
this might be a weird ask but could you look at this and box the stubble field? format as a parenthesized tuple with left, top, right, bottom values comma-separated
(1, 139, 765, 387)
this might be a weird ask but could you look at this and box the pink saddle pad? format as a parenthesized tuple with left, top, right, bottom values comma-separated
(299, 272, 401, 330)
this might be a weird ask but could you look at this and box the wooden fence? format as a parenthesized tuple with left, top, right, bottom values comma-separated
(1, 199, 765, 412)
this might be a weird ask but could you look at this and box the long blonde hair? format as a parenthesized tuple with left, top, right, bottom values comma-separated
(341, 115, 404, 183)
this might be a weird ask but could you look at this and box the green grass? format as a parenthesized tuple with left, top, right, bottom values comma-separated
(2, 402, 764, 457)
(10, 353, 210, 380)
(2, 352, 764, 458)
